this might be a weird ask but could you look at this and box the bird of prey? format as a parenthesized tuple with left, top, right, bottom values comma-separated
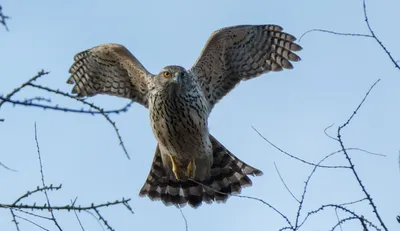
(67, 25, 302, 208)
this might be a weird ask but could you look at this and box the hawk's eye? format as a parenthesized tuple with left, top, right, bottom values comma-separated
(163, 71, 171, 78)
(180, 72, 185, 78)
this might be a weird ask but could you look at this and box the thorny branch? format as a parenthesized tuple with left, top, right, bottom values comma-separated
(299, 0, 399, 71)
(0, 4, 9, 31)
(337, 79, 388, 231)
(0, 70, 133, 159)
(1, 124, 134, 230)
(34, 123, 63, 230)
(249, 79, 387, 230)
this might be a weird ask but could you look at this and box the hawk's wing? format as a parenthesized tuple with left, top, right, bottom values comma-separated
(68, 43, 153, 107)
(189, 25, 302, 109)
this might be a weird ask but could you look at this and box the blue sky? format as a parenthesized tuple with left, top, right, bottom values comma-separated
(1, 0, 399, 230)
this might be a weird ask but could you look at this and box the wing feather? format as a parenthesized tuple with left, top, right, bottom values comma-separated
(67, 43, 153, 107)
(190, 25, 302, 109)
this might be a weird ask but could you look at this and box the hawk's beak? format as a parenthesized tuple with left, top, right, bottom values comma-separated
(173, 72, 182, 84)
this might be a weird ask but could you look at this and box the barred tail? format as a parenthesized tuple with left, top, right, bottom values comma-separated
(139, 135, 263, 208)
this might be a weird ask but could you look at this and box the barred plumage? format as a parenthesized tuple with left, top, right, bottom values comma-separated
(67, 24, 301, 208)
(139, 135, 262, 207)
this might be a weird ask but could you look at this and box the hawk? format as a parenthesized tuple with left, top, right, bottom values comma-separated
(67, 25, 301, 208)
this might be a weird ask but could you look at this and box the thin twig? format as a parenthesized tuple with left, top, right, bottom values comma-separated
(362, 0, 400, 70)
(71, 199, 85, 231)
(252, 126, 348, 169)
(334, 208, 344, 231)
(188, 178, 294, 229)
(85, 210, 106, 231)
(15, 208, 52, 221)
(295, 150, 340, 229)
(27, 83, 134, 115)
(324, 123, 339, 141)
(0, 161, 17, 172)
(299, 29, 372, 42)
(339, 198, 368, 207)
(299, 0, 399, 71)
(34, 123, 63, 231)
(94, 208, 115, 231)
(2, 198, 131, 211)
(178, 206, 188, 231)
(14, 214, 50, 231)
(0, 5, 10, 31)
(331, 216, 358, 231)
(359, 216, 369, 231)
(304, 204, 380, 230)
(346, 148, 386, 157)
(12, 184, 62, 206)
(0, 70, 49, 108)
(0, 96, 132, 115)
(340, 79, 380, 128)
(337, 79, 388, 231)
(10, 209, 21, 231)
(274, 162, 300, 203)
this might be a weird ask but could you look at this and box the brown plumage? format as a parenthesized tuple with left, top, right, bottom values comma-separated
(67, 24, 301, 208)
(139, 135, 262, 208)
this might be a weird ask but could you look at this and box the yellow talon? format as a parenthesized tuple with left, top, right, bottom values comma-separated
(187, 158, 195, 178)
(170, 156, 183, 180)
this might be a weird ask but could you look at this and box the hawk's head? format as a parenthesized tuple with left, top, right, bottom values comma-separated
(154, 65, 193, 92)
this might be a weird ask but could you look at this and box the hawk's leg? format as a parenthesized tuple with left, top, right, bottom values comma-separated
(170, 155, 183, 181)
(187, 158, 196, 178)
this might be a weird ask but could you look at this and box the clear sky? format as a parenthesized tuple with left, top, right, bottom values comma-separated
(1, 0, 399, 230)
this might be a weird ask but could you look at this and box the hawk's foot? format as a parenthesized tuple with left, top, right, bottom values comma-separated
(187, 158, 196, 178)
(170, 156, 183, 181)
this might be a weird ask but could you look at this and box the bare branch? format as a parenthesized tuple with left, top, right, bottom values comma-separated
(299, 29, 372, 42)
(0, 160, 17, 172)
(296, 150, 341, 229)
(304, 204, 380, 230)
(34, 123, 63, 230)
(14, 215, 50, 231)
(337, 79, 388, 231)
(94, 208, 115, 231)
(0, 96, 133, 115)
(178, 206, 188, 231)
(274, 162, 300, 203)
(188, 178, 294, 229)
(340, 79, 380, 128)
(27, 83, 134, 115)
(300, 0, 399, 71)
(0, 5, 10, 31)
(362, 0, 400, 70)
(0, 70, 49, 108)
(12, 184, 62, 206)
(339, 198, 368, 207)
(10, 209, 21, 231)
(2, 196, 132, 211)
(324, 123, 339, 141)
(252, 126, 349, 169)
(15, 209, 53, 221)
(70, 198, 85, 231)
(331, 216, 359, 231)
(0, 71, 133, 160)
(334, 208, 344, 231)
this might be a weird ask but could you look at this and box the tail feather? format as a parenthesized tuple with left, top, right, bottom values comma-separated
(139, 134, 263, 208)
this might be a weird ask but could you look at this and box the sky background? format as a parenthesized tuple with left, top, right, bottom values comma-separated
(1, 0, 399, 230)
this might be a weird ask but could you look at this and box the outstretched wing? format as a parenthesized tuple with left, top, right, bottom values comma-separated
(190, 25, 302, 109)
(68, 43, 153, 107)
